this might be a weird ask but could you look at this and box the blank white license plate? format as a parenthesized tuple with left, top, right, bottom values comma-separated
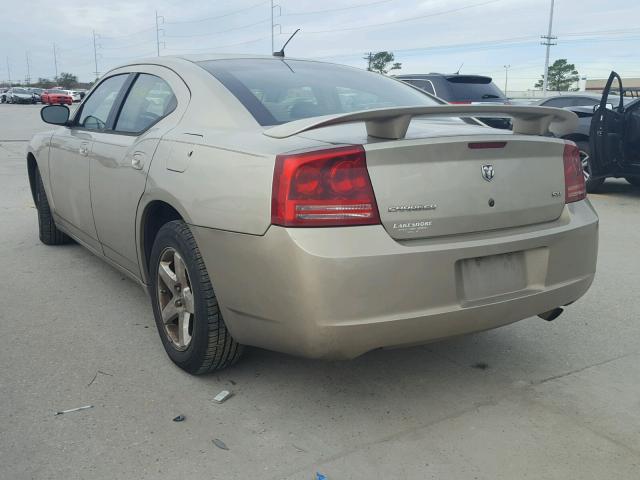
(458, 251, 527, 301)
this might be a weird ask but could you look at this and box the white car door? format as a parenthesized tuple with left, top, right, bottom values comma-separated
(48, 74, 129, 250)
(89, 67, 189, 277)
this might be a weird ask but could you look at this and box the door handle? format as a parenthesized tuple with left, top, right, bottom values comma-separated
(79, 143, 90, 156)
(131, 152, 146, 170)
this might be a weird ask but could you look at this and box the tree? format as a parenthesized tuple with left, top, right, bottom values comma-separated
(534, 59, 579, 91)
(364, 51, 402, 74)
(56, 72, 78, 89)
(35, 77, 56, 88)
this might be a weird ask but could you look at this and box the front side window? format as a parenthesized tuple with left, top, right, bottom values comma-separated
(115, 74, 177, 133)
(77, 75, 128, 130)
(198, 59, 438, 126)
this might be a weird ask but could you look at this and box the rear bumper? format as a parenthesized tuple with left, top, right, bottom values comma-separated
(191, 200, 598, 359)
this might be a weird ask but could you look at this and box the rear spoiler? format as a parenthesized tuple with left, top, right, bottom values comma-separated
(262, 105, 578, 140)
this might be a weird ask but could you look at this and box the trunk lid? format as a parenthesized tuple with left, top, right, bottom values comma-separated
(363, 135, 566, 240)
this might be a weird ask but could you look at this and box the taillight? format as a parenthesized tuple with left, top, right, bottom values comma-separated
(563, 142, 587, 203)
(271, 145, 380, 227)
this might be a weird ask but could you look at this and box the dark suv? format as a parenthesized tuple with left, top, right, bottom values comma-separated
(395, 73, 510, 129)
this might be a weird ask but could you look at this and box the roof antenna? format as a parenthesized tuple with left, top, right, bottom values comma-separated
(455, 62, 464, 74)
(273, 29, 300, 58)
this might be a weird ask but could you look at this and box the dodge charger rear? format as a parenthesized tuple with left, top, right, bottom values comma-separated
(29, 56, 598, 373)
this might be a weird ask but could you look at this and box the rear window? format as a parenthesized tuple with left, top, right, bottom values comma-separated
(197, 59, 438, 126)
(444, 76, 506, 102)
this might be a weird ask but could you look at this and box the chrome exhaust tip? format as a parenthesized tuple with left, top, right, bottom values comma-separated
(538, 307, 564, 322)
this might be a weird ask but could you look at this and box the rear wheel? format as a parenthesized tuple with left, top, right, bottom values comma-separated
(625, 176, 640, 187)
(149, 220, 243, 374)
(577, 141, 605, 193)
(34, 168, 71, 245)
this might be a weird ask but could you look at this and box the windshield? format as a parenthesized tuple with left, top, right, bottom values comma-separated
(13, 88, 29, 94)
(198, 59, 438, 126)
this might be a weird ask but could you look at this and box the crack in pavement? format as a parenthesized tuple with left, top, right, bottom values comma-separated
(535, 351, 638, 385)
(277, 350, 640, 479)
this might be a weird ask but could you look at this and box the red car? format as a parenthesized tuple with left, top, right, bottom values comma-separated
(41, 90, 73, 105)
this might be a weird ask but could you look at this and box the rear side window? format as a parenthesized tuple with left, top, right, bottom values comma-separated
(115, 74, 177, 134)
(444, 76, 506, 102)
(198, 59, 437, 126)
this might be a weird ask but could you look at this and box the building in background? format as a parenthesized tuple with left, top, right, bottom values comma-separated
(585, 77, 640, 94)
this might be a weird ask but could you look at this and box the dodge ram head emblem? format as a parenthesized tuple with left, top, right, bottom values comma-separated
(481, 164, 495, 182)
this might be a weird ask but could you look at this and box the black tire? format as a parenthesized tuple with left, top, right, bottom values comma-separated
(34, 168, 71, 245)
(149, 220, 243, 374)
(625, 177, 640, 187)
(576, 141, 605, 193)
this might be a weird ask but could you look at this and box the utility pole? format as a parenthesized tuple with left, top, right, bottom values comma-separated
(155, 11, 165, 56)
(503, 64, 511, 96)
(270, 1, 281, 53)
(6, 57, 11, 86)
(92, 30, 100, 80)
(363, 52, 373, 71)
(53, 43, 58, 80)
(25, 51, 31, 85)
(541, 0, 557, 96)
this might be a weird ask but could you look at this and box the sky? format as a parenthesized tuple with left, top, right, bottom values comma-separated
(1, 0, 639, 92)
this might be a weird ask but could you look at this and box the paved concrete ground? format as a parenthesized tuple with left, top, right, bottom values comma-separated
(1, 104, 639, 479)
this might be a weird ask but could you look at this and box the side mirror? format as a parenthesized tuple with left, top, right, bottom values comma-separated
(40, 105, 70, 125)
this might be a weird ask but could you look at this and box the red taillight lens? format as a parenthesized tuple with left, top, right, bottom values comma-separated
(563, 142, 587, 203)
(271, 145, 380, 227)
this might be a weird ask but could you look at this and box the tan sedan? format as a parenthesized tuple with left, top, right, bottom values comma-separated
(27, 55, 598, 374)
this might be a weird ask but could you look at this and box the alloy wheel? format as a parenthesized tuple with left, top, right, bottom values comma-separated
(156, 247, 195, 351)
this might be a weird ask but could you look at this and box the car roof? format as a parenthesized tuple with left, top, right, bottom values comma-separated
(542, 94, 601, 100)
(395, 73, 493, 80)
(110, 54, 335, 69)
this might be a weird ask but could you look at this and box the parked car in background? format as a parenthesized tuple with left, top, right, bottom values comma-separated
(5, 87, 36, 104)
(588, 71, 640, 190)
(535, 93, 636, 191)
(28, 87, 44, 103)
(28, 55, 597, 374)
(0, 87, 8, 103)
(535, 94, 601, 109)
(395, 73, 511, 129)
(41, 89, 73, 105)
(76, 89, 88, 99)
(60, 89, 82, 102)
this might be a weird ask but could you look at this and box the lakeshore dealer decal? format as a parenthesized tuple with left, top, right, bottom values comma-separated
(391, 220, 433, 234)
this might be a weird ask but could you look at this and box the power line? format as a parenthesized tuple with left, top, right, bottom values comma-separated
(298, 0, 503, 34)
(99, 40, 157, 50)
(100, 26, 156, 40)
(165, 35, 271, 52)
(164, 17, 271, 38)
(282, 0, 394, 16)
(165, 0, 269, 25)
